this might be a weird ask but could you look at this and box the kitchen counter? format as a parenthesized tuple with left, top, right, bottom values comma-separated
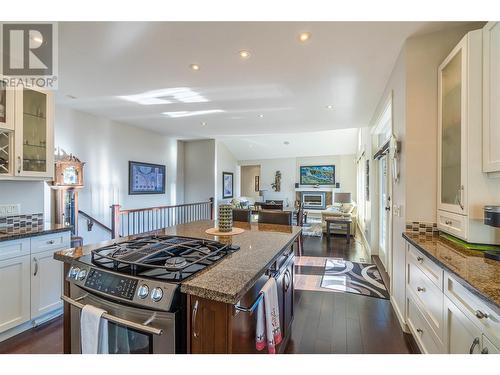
(54, 220, 301, 304)
(0, 223, 71, 242)
(403, 232, 499, 313)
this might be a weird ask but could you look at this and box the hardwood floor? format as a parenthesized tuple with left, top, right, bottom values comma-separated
(0, 234, 417, 354)
(0, 316, 63, 354)
(286, 234, 418, 354)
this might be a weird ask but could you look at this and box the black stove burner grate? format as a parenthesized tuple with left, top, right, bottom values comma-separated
(90, 234, 234, 282)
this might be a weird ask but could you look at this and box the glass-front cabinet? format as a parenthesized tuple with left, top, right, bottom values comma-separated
(14, 86, 54, 178)
(438, 38, 467, 215)
(0, 80, 15, 176)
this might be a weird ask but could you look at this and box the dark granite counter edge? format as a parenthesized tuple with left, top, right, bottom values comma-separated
(180, 230, 301, 305)
(0, 226, 72, 243)
(402, 232, 500, 315)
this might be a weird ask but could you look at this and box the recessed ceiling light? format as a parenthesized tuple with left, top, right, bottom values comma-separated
(201, 121, 207, 126)
(190, 64, 200, 71)
(284, 141, 290, 145)
(298, 32, 311, 42)
(239, 50, 251, 59)
(162, 109, 225, 118)
(258, 114, 264, 118)
(326, 104, 334, 109)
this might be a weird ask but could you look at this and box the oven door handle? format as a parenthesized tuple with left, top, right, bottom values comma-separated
(61, 295, 163, 336)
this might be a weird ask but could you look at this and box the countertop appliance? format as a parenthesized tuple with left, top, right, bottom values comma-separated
(484, 206, 500, 228)
(63, 234, 238, 354)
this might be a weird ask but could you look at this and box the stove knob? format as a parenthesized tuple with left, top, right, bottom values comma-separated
(150, 287, 163, 302)
(137, 284, 149, 299)
(77, 269, 87, 280)
(69, 267, 80, 279)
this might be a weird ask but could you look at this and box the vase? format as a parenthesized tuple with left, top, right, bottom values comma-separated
(218, 204, 233, 232)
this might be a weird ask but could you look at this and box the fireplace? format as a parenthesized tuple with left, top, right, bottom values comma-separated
(302, 192, 327, 210)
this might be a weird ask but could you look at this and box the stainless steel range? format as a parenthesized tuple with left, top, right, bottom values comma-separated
(63, 234, 238, 354)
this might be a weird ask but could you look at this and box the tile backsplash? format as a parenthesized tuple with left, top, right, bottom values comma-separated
(405, 221, 438, 234)
(0, 213, 44, 230)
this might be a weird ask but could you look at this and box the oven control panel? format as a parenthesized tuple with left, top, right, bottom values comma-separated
(66, 262, 178, 311)
(84, 268, 138, 300)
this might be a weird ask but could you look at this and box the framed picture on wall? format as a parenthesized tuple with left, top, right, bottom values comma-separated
(254, 175, 260, 192)
(222, 172, 234, 199)
(129, 161, 166, 195)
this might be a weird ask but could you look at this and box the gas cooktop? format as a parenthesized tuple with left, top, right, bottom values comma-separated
(78, 234, 239, 283)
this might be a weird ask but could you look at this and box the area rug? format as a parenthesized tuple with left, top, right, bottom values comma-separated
(320, 259, 389, 300)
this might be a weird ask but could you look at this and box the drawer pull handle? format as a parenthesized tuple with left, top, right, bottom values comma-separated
(469, 337, 480, 354)
(417, 287, 426, 292)
(445, 220, 453, 225)
(481, 347, 489, 354)
(475, 310, 489, 319)
(416, 256, 424, 262)
(416, 328, 423, 334)
(47, 240, 55, 245)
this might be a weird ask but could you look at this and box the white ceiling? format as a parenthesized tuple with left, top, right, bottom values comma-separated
(219, 128, 359, 160)
(56, 21, 470, 140)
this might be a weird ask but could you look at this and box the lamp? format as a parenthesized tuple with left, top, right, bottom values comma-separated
(335, 192, 352, 212)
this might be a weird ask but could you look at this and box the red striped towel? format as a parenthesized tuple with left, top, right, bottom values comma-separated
(255, 277, 282, 354)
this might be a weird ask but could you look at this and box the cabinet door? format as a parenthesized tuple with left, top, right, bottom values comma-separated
(189, 296, 229, 354)
(283, 260, 294, 336)
(30, 249, 63, 318)
(0, 255, 31, 333)
(481, 334, 500, 354)
(14, 86, 54, 178)
(444, 297, 482, 354)
(438, 37, 468, 215)
(483, 21, 500, 173)
(0, 80, 15, 131)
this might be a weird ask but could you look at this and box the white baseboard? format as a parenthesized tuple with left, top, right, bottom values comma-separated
(390, 297, 409, 333)
(0, 308, 62, 343)
(356, 222, 371, 255)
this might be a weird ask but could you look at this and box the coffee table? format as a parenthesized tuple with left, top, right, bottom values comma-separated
(325, 217, 352, 243)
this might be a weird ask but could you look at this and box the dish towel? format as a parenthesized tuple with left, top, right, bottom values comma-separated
(80, 304, 109, 354)
(255, 277, 282, 354)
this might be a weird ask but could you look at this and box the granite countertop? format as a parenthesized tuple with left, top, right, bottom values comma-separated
(403, 232, 499, 313)
(54, 220, 302, 305)
(0, 223, 72, 242)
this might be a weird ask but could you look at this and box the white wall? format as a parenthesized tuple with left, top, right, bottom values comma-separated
(183, 139, 216, 204)
(239, 154, 357, 208)
(215, 141, 240, 204)
(240, 165, 261, 200)
(54, 106, 183, 244)
(0, 180, 45, 215)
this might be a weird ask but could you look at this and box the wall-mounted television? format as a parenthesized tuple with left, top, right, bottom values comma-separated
(129, 161, 166, 195)
(300, 165, 335, 185)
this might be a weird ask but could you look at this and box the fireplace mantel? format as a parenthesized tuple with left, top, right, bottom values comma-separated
(295, 187, 334, 193)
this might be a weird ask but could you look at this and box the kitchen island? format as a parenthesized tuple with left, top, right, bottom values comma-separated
(54, 220, 301, 354)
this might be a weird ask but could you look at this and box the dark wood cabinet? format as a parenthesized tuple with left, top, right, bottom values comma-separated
(187, 248, 295, 354)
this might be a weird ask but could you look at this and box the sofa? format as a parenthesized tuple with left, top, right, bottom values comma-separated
(320, 202, 357, 235)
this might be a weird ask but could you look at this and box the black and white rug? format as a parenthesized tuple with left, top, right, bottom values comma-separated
(320, 259, 389, 299)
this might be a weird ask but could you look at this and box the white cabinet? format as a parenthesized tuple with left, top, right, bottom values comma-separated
(0, 85, 54, 179)
(14, 86, 54, 178)
(437, 29, 500, 245)
(0, 81, 15, 176)
(0, 231, 70, 338)
(30, 249, 63, 317)
(444, 296, 482, 354)
(0, 255, 31, 334)
(483, 21, 500, 174)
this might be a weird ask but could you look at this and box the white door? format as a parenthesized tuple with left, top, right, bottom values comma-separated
(444, 297, 482, 354)
(0, 255, 31, 333)
(378, 155, 390, 270)
(31, 249, 63, 318)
